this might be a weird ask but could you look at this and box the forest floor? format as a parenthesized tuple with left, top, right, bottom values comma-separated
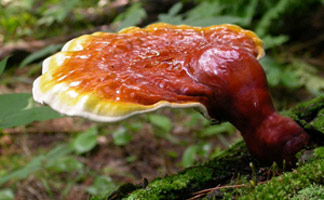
(0, 1, 324, 200)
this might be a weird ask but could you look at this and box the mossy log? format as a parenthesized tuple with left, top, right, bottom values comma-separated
(95, 96, 324, 200)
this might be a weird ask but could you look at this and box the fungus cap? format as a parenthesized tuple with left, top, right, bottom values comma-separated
(32, 23, 264, 122)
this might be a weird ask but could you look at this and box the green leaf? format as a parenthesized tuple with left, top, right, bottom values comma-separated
(199, 122, 235, 138)
(48, 157, 83, 173)
(185, 16, 245, 27)
(260, 56, 284, 86)
(124, 121, 142, 132)
(292, 59, 324, 95)
(0, 155, 45, 185)
(46, 144, 73, 159)
(0, 144, 72, 186)
(168, 2, 183, 16)
(158, 14, 184, 25)
(157, 2, 183, 24)
(116, 3, 147, 31)
(0, 189, 14, 200)
(45, 144, 73, 167)
(262, 35, 289, 49)
(281, 71, 301, 89)
(240, 0, 258, 26)
(260, 57, 282, 87)
(37, 0, 80, 26)
(0, 106, 62, 129)
(148, 114, 172, 133)
(260, 56, 302, 90)
(255, 0, 291, 36)
(181, 145, 198, 168)
(210, 147, 222, 159)
(166, 150, 178, 158)
(0, 56, 9, 76)
(112, 126, 132, 146)
(197, 143, 213, 158)
(59, 0, 80, 22)
(19, 44, 62, 68)
(185, 1, 223, 20)
(185, 112, 209, 127)
(86, 176, 116, 196)
(71, 127, 98, 154)
(126, 155, 137, 163)
(0, 93, 31, 117)
(0, 93, 62, 129)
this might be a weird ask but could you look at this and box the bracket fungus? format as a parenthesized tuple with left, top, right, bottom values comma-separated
(33, 23, 309, 165)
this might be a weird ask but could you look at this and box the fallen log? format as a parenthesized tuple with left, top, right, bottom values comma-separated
(91, 96, 324, 200)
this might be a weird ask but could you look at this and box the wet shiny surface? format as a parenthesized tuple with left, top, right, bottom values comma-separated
(53, 23, 261, 108)
(48, 23, 308, 164)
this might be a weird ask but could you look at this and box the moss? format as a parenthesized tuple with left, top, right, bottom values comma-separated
(89, 196, 106, 200)
(235, 146, 324, 199)
(288, 96, 324, 134)
(97, 96, 324, 200)
(125, 141, 256, 200)
(291, 184, 324, 200)
(311, 109, 324, 133)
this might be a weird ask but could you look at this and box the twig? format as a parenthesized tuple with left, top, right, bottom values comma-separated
(289, 34, 324, 53)
(2, 125, 87, 135)
(21, 134, 31, 157)
(24, 177, 44, 200)
(188, 181, 268, 200)
(0, 25, 112, 59)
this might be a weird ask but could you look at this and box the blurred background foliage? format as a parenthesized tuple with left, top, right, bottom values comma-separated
(0, 0, 323, 199)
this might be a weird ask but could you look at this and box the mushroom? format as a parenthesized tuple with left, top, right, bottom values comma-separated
(33, 23, 309, 165)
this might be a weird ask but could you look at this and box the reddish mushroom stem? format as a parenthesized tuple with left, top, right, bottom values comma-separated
(33, 23, 309, 165)
(188, 46, 309, 165)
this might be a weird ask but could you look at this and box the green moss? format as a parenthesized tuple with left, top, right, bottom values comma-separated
(96, 96, 324, 200)
(291, 184, 324, 200)
(89, 196, 106, 200)
(125, 141, 254, 200)
(311, 109, 324, 133)
(289, 96, 324, 119)
(235, 146, 324, 199)
(92, 142, 252, 200)
(288, 96, 324, 134)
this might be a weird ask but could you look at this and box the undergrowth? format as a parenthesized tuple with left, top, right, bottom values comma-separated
(0, 0, 323, 199)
